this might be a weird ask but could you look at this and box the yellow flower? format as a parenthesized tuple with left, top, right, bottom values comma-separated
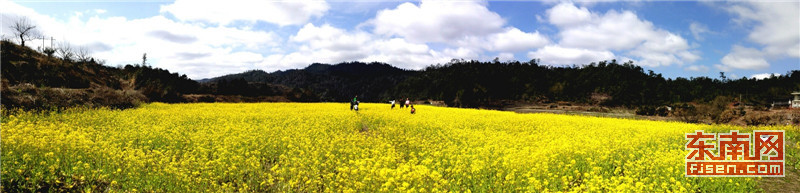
(1, 102, 791, 192)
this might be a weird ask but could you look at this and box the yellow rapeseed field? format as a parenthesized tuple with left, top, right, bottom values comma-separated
(2, 103, 798, 192)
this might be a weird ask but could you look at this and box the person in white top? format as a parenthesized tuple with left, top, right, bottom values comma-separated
(390, 100, 396, 109)
(405, 98, 410, 108)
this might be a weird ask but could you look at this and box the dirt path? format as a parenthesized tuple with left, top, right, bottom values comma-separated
(759, 136, 800, 193)
(759, 167, 800, 193)
(501, 105, 675, 121)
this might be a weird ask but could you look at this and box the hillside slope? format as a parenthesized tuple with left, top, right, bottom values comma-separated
(202, 62, 417, 102)
(203, 59, 800, 109)
(1, 40, 196, 110)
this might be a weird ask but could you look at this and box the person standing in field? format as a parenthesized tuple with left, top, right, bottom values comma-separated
(405, 98, 410, 108)
(351, 95, 358, 110)
(390, 99, 396, 109)
(410, 105, 416, 114)
(400, 98, 404, 109)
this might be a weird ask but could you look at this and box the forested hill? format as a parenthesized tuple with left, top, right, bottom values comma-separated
(197, 62, 418, 102)
(204, 59, 799, 108)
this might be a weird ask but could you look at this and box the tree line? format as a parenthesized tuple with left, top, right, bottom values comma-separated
(205, 59, 798, 110)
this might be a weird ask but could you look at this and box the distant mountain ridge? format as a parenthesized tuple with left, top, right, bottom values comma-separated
(198, 59, 799, 108)
(199, 61, 417, 102)
(200, 62, 413, 82)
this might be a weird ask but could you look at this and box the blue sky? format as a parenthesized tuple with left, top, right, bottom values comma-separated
(1, 0, 797, 79)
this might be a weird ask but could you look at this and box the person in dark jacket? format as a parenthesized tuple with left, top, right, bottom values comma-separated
(350, 95, 358, 110)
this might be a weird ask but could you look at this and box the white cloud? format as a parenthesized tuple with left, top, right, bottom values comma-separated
(4, 0, 535, 78)
(442, 47, 481, 60)
(714, 45, 769, 71)
(1, 1, 61, 46)
(542, 2, 698, 67)
(291, 23, 371, 55)
(262, 23, 455, 71)
(497, 52, 515, 62)
(371, 1, 505, 43)
(527, 45, 615, 65)
(685, 65, 710, 72)
(547, 2, 592, 28)
(362, 38, 451, 69)
(486, 28, 550, 52)
(689, 22, 710, 41)
(1, 0, 281, 79)
(750, 73, 780, 80)
(160, 0, 329, 26)
(550, 5, 649, 50)
(630, 33, 698, 67)
(280, 23, 376, 67)
(10, 0, 765, 80)
(727, 2, 800, 58)
(367, 0, 550, 62)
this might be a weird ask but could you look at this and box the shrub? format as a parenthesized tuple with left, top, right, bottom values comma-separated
(743, 112, 772, 126)
(672, 103, 702, 123)
(588, 106, 610, 113)
(707, 96, 732, 123)
(636, 106, 656, 116)
(655, 106, 670, 117)
(89, 84, 145, 109)
(717, 109, 739, 124)
(1, 83, 144, 111)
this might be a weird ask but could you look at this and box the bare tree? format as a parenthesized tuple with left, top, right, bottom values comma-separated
(76, 46, 90, 62)
(42, 47, 56, 58)
(57, 42, 74, 62)
(10, 16, 39, 47)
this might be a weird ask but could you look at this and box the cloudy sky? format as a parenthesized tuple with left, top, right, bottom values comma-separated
(1, 0, 798, 79)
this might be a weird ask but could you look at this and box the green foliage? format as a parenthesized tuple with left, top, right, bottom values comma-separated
(205, 59, 799, 109)
(396, 59, 799, 108)
(204, 62, 415, 102)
